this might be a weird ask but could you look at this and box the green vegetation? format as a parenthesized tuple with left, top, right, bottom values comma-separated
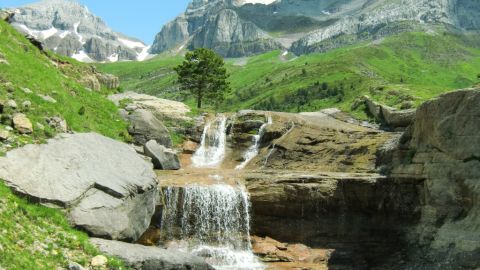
(0, 20, 132, 269)
(175, 48, 230, 108)
(0, 181, 128, 269)
(0, 20, 129, 144)
(99, 31, 480, 119)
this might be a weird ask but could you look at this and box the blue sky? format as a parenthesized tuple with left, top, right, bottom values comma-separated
(1, 0, 191, 44)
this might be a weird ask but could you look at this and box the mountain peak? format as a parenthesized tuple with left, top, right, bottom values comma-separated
(9, 0, 152, 62)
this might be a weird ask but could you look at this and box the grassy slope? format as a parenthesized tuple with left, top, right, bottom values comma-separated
(99, 31, 480, 118)
(0, 20, 129, 148)
(0, 182, 127, 269)
(0, 21, 129, 269)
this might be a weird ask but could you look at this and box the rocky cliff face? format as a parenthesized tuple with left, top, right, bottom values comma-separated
(152, 0, 480, 56)
(150, 0, 283, 57)
(388, 88, 480, 269)
(8, 0, 151, 62)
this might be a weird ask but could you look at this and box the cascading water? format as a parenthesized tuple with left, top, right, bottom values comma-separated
(236, 116, 272, 170)
(161, 184, 264, 270)
(191, 115, 228, 168)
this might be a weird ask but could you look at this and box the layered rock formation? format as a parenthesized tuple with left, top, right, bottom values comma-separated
(8, 0, 151, 62)
(388, 88, 480, 269)
(153, 0, 480, 56)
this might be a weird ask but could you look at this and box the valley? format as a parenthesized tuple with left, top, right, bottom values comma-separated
(0, 0, 479, 269)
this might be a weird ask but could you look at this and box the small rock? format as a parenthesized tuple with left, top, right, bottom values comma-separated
(13, 113, 33, 134)
(144, 140, 180, 170)
(90, 255, 108, 267)
(22, 87, 33, 94)
(5, 126, 13, 131)
(4, 82, 14, 93)
(22, 100, 32, 109)
(125, 104, 138, 112)
(37, 94, 57, 103)
(67, 262, 85, 270)
(182, 140, 198, 154)
(6, 99, 17, 109)
(46, 117, 68, 133)
(0, 130, 9, 141)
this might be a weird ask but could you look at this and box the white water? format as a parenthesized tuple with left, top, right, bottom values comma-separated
(236, 116, 273, 170)
(192, 116, 228, 168)
(161, 185, 264, 270)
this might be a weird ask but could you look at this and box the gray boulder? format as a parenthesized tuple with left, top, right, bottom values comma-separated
(128, 109, 173, 147)
(0, 133, 157, 241)
(364, 96, 415, 128)
(91, 238, 214, 270)
(144, 140, 180, 170)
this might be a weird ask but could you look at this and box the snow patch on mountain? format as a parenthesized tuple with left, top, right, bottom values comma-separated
(9, 0, 154, 62)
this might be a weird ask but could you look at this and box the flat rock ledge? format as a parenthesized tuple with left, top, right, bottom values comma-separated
(0, 133, 158, 241)
(91, 238, 215, 270)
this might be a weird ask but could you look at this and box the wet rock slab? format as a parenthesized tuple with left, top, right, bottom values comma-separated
(91, 238, 214, 270)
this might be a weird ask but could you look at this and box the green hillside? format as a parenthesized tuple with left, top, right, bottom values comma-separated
(0, 20, 129, 269)
(99, 31, 480, 118)
(0, 19, 129, 151)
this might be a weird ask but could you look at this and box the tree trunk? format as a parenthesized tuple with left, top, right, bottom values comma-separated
(197, 91, 202, 108)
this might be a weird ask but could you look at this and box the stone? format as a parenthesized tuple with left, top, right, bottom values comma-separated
(6, 99, 17, 109)
(364, 96, 415, 128)
(22, 100, 31, 109)
(90, 238, 214, 270)
(0, 130, 9, 141)
(128, 109, 173, 147)
(182, 140, 198, 154)
(109, 92, 191, 122)
(67, 262, 85, 270)
(0, 133, 158, 241)
(144, 140, 180, 170)
(12, 113, 33, 134)
(90, 255, 108, 267)
(46, 116, 68, 133)
(96, 73, 120, 89)
(80, 75, 101, 91)
(22, 87, 33, 94)
(37, 94, 57, 103)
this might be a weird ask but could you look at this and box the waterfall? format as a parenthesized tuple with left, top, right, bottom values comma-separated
(236, 116, 272, 170)
(192, 116, 228, 168)
(161, 184, 264, 270)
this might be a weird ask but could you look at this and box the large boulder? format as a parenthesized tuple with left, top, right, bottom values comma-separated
(364, 96, 415, 128)
(390, 88, 480, 268)
(12, 113, 33, 134)
(0, 133, 157, 241)
(96, 73, 120, 89)
(91, 238, 214, 270)
(144, 140, 180, 170)
(109, 92, 191, 122)
(128, 109, 173, 147)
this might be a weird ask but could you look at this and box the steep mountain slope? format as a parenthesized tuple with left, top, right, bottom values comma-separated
(0, 18, 129, 155)
(151, 0, 480, 57)
(100, 31, 480, 117)
(7, 0, 151, 62)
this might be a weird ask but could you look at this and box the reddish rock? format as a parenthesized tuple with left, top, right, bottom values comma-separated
(182, 140, 198, 154)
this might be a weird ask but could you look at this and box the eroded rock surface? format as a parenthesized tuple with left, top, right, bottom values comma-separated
(91, 238, 214, 270)
(389, 88, 480, 269)
(0, 133, 157, 241)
